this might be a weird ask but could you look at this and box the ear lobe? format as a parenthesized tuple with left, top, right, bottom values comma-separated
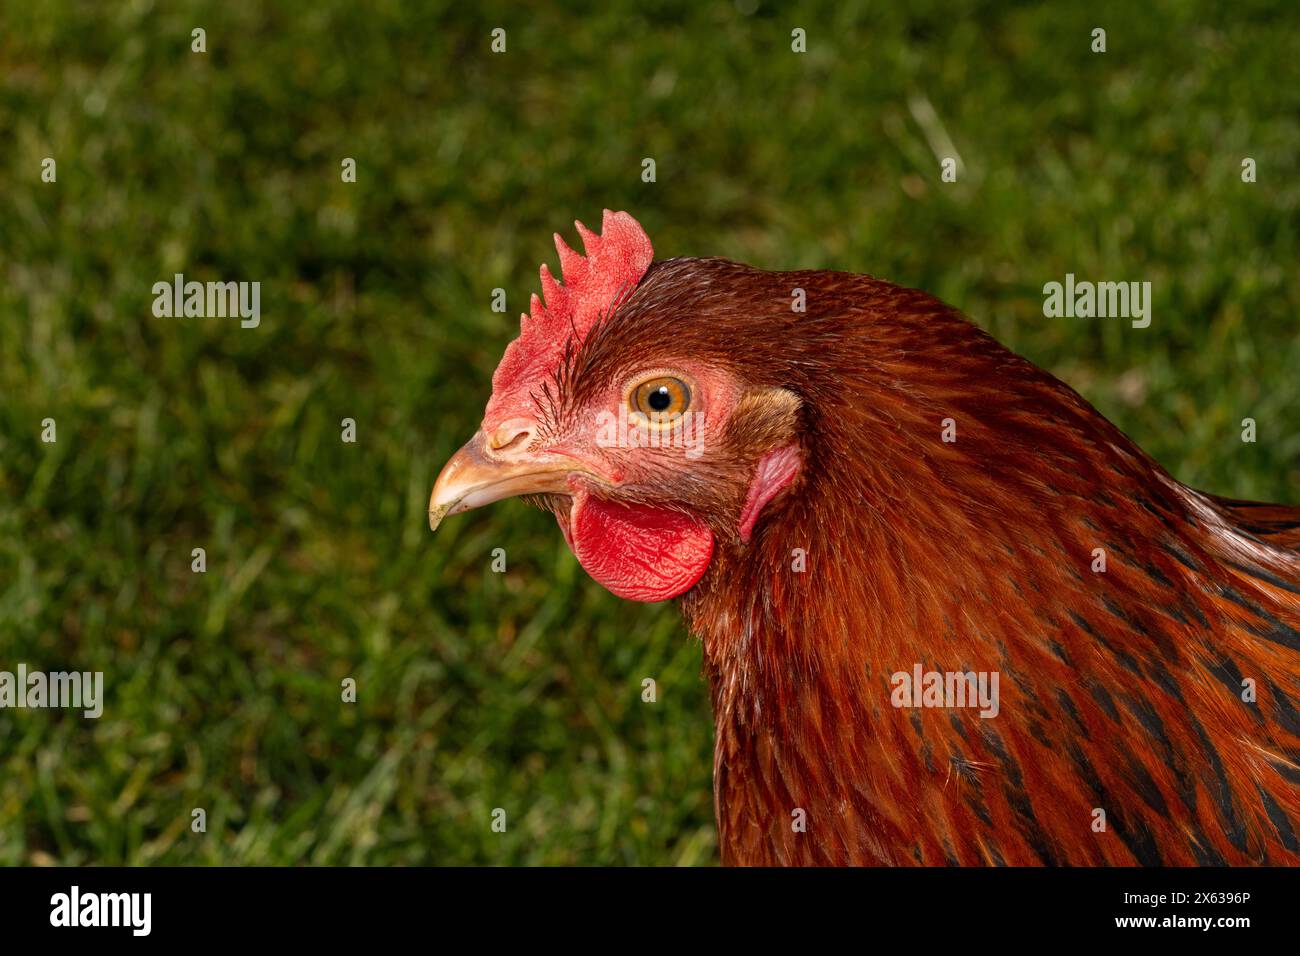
(738, 443, 802, 543)
(725, 386, 803, 543)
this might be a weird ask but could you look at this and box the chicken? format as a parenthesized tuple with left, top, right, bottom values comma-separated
(429, 210, 1300, 866)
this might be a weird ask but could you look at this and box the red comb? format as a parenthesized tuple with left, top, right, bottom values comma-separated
(484, 209, 654, 424)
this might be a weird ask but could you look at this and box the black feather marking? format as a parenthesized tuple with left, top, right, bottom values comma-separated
(1186, 713, 1251, 854)
(1062, 740, 1161, 865)
(1122, 753, 1169, 815)
(1135, 494, 1177, 531)
(948, 713, 969, 743)
(1258, 786, 1299, 852)
(1101, 594, 1179, 659)
(1182, 600, 1211, 629)
(1120, 692, 1198, 814)
(1162, 541, 1204, 574)
(1143, 562, 1175, 588)
(1088, 681, 1120, 721)
(1148, 665, 1187, 706)
(1274, 761, 1300, 786)
(1266, 679, 1300, 738)
(1057, 690, 1090, 739)
(1227, 559, 1300, 596)
(1218, 584, 1269, 618)
(1214, 585, 1300, 651)
(1068, 609, 1097, 637)
(1069, 611, 1142, 676)
(1187, 834, 1228, 866)
(1002, 786, 1060, 866)
(980, 726, 1021, 788)
(1120, 693, 1172, 753)
(940, 839, 959, 866)
(1026, 717, 1054, 749)
(1113, 809, 1164, 866)
(1205, 654, 1246, 701)
(1252, 621, 1300, 653)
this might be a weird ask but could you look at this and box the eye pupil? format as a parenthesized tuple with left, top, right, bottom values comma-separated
(648, 387, 672, 412)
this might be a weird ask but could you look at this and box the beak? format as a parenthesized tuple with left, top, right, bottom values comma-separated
(429, 427, 587, 531)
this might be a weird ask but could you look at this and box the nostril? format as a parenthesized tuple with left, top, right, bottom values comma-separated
(494, 431, 529, 453)
(487, 419, 535, 455)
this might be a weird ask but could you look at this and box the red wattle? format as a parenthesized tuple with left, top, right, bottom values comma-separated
(563, 491, 714, 602)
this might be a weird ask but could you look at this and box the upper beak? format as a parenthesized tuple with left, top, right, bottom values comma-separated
(428, 426, 587, 531)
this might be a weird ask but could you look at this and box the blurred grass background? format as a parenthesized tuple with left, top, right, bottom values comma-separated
(0, 0, 1297, 865)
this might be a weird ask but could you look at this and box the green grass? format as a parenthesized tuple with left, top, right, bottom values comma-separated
(1, 0, 1297, 865)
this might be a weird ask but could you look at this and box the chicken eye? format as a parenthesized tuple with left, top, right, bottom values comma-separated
(630, 376, 691, 420)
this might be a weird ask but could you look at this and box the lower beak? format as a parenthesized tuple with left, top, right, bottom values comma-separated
(428, 429, 581, 531)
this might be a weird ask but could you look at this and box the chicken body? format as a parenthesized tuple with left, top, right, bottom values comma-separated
(665, 259, 1300, 865)
(431, 214, 1300, 866)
